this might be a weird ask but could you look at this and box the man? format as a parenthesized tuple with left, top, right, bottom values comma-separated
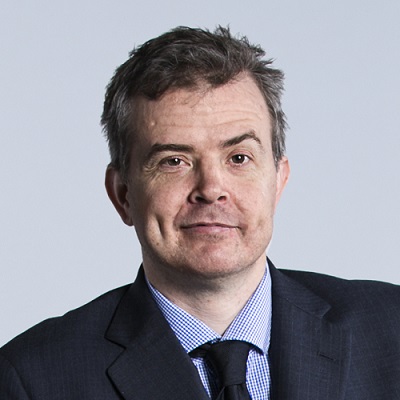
(1, 26, 399, 400)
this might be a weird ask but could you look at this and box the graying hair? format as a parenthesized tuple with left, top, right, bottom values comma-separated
(101, 26, 287, 178)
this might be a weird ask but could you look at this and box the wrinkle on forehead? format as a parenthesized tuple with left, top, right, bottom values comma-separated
(131, 74, 271, 156)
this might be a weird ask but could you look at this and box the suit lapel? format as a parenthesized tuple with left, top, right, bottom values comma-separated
(105, 268, 208, 400)
(104, 262, 352, 399)
(268, 263, 351, 400)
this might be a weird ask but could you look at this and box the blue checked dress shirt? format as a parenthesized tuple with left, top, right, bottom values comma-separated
(147, 265, 272, 400)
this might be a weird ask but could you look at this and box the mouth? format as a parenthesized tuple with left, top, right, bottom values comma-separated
(181, 222, 238, 235)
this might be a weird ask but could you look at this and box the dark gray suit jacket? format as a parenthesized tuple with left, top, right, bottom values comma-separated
(1, 261, 400, 399)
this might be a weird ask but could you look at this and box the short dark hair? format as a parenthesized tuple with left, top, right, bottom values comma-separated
(101, 26, 287, 178)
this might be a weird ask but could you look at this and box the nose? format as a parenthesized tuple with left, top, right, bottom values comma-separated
(188, 163, 229, 204)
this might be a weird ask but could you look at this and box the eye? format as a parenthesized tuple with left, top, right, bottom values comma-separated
(165, 157, 183, 166)
(230, 154, 249, 164)
(159, 156, 190, 170)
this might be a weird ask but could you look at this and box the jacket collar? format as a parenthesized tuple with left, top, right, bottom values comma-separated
(268, 261, 352, 400)
(105, 267, 209, 400)
(105, 262, 352, 400)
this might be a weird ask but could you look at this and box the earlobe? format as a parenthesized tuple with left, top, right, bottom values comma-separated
(275, 156, 290, 205)
(105, 165, 134, 226)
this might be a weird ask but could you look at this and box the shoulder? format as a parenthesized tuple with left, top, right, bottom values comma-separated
(277, 267, 400, 324)
(279, 268, 400, 301)
(0, 284, 131, 368)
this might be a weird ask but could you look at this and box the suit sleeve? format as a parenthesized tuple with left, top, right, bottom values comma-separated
(0, 353, 30, 400)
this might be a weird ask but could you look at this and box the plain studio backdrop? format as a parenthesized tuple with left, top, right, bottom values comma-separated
(1, 0, 399, 346)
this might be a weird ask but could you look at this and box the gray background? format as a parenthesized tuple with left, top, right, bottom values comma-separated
(1, 0, 399, 346)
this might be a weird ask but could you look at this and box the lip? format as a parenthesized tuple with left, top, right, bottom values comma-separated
(181, 222, 237, 234)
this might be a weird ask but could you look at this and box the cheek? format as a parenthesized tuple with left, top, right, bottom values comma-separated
(240, 173, 277, 212)
(131, 180, 188, 230)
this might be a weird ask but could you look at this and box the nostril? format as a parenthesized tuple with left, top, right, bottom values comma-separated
(191, 193, 227, 205)
(194, 195, 208, 204)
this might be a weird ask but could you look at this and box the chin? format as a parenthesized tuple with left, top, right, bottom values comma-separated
(177, 256, 257, 281)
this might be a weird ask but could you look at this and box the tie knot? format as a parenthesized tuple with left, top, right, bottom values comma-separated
(202, 340, 251, 386)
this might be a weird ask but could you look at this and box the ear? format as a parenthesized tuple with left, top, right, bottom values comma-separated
(105, 165, 134, 226)
(275, 156, 290, 206)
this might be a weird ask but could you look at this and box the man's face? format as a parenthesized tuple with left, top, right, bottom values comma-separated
(108, 75, 289, 286)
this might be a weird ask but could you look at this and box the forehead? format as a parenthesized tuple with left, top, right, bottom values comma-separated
(132, 75, 271, 144)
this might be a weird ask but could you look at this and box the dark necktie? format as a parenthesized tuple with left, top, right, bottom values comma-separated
(192, 340, 252, 400)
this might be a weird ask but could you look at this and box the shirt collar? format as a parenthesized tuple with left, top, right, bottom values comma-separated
(147, 264, 272, 355)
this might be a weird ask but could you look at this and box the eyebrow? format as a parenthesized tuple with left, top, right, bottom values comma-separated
(220, 131, 263, 149)
(145, 131, 263, 162)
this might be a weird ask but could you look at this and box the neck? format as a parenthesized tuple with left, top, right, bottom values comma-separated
(145, 260, 266, 335)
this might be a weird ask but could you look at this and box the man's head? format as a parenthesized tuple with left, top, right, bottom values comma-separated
(101, 26, 287, 180)
(103, 26, 290, 294)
